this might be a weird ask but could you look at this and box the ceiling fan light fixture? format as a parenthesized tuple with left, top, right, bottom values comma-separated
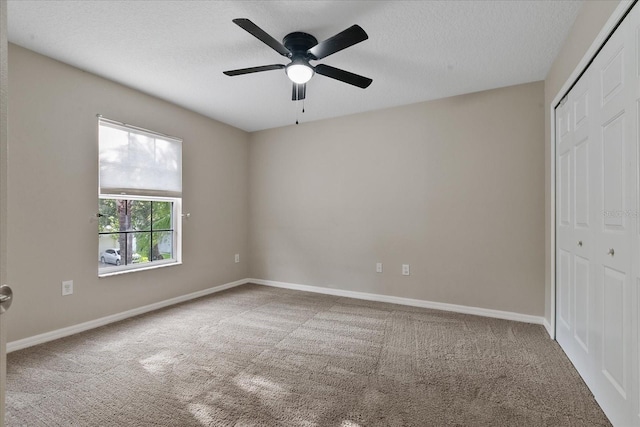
(286, 61, 314, 84)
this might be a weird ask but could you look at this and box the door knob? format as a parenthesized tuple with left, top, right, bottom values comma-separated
(577, 241, 583, 247)
(607, 248, 615, 256)
(0, 285, 13, 314)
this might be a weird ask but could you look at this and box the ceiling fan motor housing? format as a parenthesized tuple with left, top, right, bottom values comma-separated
(283, 32, 319, 59)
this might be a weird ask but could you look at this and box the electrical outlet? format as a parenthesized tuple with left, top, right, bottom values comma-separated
(235, 254, 240, 263)
(62, 280, 73, 296)
(376, 262, 383, 273)
(402, 264, 410, 276)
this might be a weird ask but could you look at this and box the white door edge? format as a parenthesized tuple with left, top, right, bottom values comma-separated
(0, 1, 7, 425)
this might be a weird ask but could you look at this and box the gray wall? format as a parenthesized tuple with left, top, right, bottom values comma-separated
(6, 44, 250, 342)
(7, 0, 605, 342)
(249, 82, 545, 316)
(543, 0, 621, 324)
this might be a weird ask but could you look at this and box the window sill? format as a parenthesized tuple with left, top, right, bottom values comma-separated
(98, 260, 182, 278)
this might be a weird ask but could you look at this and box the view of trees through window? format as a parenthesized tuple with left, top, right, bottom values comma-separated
(98, 199, 173, 268)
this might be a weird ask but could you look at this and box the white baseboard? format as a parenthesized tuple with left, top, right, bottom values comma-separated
(7, 278, 249, 353)
(249, 278, 545, 326)
(9, 277, 546, 353)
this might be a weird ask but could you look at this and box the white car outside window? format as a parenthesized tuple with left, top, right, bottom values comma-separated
(101, 248, 121, 265)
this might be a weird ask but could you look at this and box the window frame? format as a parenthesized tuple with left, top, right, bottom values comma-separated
(98, 194, 182, 277)
(97, 116, 183, 278)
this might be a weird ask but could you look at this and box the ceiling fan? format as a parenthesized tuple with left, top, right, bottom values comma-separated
(223, 19, 373, 101)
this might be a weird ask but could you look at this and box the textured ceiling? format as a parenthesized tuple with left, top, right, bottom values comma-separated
(7, 0, 582, 132)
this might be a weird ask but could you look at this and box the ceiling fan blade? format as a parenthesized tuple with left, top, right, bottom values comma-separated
(307, 25, 368, 60)
(232, 18, 290, 57)
(314, 64, 372, 88)
(292, 83, 306, 101)
(223, 64, 285, 76)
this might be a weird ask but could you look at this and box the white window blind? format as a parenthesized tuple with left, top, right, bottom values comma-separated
(99, 118, 182, 197)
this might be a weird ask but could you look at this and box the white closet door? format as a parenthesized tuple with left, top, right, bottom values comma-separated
(556, 72, 595, 380)
(556, 4, 639, 426)
(571, 74, 595, 377)
(590, 10, 635, 422)
(630, 4, 640, 424)
(632, 5, 640, 422)
(556, 75, 590, 376)
(555, 89, 573, 351)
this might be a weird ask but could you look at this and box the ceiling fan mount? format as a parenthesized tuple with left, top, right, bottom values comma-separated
(282, 32, 318, 57)
(223, 19, 373, 101)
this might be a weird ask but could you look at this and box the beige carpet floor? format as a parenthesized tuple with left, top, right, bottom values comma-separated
(6, 284, 610, 426)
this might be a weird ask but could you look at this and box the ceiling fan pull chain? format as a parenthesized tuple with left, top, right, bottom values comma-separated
(302, 100, 305, 114)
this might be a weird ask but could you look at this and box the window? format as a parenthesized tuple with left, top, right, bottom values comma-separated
(98, 117, 182, 275)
